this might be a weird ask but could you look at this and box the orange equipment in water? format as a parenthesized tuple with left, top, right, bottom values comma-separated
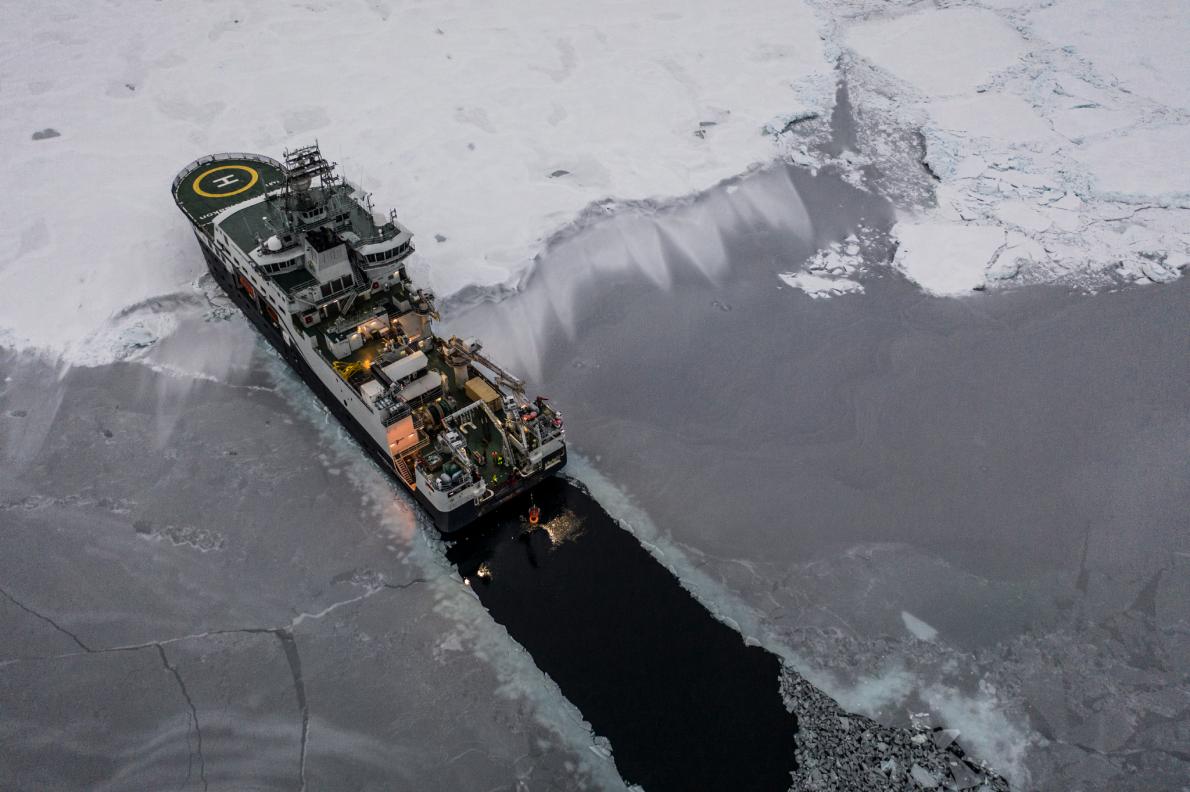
(528, 505, 541, 526)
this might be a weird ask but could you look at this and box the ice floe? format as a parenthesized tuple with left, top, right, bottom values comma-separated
(892, 222, 1006, 296)
(844, 8, 1028, 97)
(840, 0, 1190, 294)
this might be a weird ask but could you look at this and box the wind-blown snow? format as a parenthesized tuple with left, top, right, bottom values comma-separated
(443, 164, 814, 382)
(0, 0, 830, 365)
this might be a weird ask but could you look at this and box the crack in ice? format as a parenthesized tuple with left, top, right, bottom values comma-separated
(274, 629, 310, 792)
(0, 575, 435, 665)
(0, 576, 431, 791)
(0, 584, 93, 652)
(155, 644, 208, 792)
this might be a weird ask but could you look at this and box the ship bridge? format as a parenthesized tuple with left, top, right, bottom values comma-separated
(172, 152, 286, 232)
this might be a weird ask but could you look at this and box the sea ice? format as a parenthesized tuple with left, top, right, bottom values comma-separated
(844, 8, 1027, 97)
(924, 94, 1055, 144)
(841, 0, 1190, 293)
(0, 0, 831, 366)
(0, 348, 626, 790)
(779, 271, 863, 299)
(891, 222, 1005, 296)
(1072, 125, 1190, 199)
(1029, 0, 1190, 111)
(778, 238, 867, 299)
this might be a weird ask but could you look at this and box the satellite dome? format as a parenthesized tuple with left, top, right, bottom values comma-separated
(265, 235, 283, 252)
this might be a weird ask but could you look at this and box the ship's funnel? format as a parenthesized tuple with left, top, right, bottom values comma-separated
(444, 348, 470, 390)
(413, 301, 432, 338)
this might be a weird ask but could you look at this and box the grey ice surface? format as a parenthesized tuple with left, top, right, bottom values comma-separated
(0, 326, 606, 791)
(2, 127, 1187, 791)
(447, 160, 1190, 790)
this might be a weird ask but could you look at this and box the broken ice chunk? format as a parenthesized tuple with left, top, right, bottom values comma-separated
(932, 728, 960, 750)
(946, 759, 985, 789)
(763, 110, 819, 135)
(911, 764, 940, 788)
(901, 610, 939, 641)
(779, 271, 864, 299)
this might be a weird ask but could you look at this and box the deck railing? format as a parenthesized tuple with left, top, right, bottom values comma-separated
(171, 151, 285, 192)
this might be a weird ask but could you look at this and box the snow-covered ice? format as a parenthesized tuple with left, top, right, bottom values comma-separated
(3, 0, 1188, 366)
(845, 8, 1028, 97)
(840, 0, 1190, 293)
(1028, 0, 1190, 112)
(892, 222, 1006, 296)
(0, 0, 831, 365)
(1071, 125, 1190, 199)
(924, 94, 1056, 144)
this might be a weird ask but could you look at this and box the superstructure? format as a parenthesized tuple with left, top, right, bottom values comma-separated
(171, 145, 566, 532)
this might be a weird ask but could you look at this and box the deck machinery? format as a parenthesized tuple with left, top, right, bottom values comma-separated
(171, 144, 566, 532)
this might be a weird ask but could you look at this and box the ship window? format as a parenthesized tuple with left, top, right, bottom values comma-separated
(319, 275, 354, 299)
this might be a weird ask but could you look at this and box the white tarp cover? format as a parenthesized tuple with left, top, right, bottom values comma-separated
(381, 350, 427, 383)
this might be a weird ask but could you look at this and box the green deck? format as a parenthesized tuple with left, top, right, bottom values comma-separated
(172, 153, 286, 231)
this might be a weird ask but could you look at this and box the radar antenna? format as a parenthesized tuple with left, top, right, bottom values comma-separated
(280, 141, 341, 223)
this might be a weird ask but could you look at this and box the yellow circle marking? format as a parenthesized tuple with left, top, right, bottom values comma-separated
(192, 164, 260, 198)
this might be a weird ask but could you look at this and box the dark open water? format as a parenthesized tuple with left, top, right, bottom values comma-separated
(448, 477, 797, 791)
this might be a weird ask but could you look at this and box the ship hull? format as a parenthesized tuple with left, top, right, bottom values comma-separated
(195, 233, 564, 534)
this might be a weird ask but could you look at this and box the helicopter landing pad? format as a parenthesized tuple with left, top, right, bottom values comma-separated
(172, 154, 286, 230)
